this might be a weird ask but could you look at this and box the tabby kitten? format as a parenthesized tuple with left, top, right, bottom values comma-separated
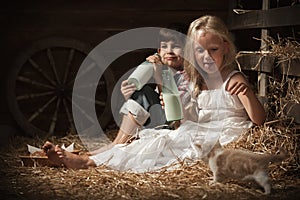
(199, 142, 287, 194)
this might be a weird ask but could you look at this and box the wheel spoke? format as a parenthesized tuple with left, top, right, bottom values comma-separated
(28, 96, 57, 122)
(17, 91, 55, 100)
(63, 49, 75, 84)
(73, 80, 106, 89)
(47, 48, 61, 84)
(28, 58, 57, 86)
(63, 98, 75, 131)
(67, 97, 96, 124)
(48, 98, 61, 135)
(73, 93, 105, 107)
(17, 76, 55, 89)
(9, 38, 115, 136)
(67, 62, 96, 86)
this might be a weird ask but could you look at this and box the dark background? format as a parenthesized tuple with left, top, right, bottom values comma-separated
(0, 0, 299, 139)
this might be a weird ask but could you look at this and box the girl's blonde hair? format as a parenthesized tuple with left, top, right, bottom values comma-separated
(184, 15, 236, 96)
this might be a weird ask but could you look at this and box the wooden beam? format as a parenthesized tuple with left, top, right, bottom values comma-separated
(228, 5, 300, 30)
(258, 0, 270, 97)
(0, 10, 228, 31)
(1, 0, 230, 12)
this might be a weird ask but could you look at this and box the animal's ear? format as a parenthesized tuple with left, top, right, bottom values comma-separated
(277, 147, 288, 160)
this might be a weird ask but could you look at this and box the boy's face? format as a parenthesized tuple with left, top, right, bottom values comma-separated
(158, 40, 184, 70)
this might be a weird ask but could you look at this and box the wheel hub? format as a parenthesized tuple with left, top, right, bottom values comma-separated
(55, 85, 71, 98)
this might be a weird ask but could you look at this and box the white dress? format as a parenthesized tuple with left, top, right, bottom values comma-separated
(90, 71, 253, 172)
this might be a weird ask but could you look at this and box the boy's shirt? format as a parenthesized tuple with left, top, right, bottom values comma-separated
(174, 70, 190, 106)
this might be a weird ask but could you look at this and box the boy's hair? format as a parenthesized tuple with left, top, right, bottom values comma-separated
(158, 23, 188, 45)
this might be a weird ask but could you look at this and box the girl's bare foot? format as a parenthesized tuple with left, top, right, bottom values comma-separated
(55, 145, 96, 169)
(43, 141, 96, 169)
(42, 141, 64, 166)
(55, 144, 96, 169)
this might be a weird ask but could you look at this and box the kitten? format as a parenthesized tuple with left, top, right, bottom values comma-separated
(198, 142, 287, 194)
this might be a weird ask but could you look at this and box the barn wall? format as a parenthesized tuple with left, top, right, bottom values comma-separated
(0, 0, 230, 135)
(2, 0, 298, 137)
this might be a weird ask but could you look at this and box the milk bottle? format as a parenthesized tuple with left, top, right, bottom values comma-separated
(162, 69, 183, 122)
(128, 61, 154, 90)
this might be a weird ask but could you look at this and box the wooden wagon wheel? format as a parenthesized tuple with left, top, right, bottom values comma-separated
(6, 37, 115, 137)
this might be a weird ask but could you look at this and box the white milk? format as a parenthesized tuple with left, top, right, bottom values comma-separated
(162, 69, 183, 121)
(163, 93, 183, 121)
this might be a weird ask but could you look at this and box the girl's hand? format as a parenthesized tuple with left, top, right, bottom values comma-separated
(121, 80, 136, 100)
(226, 80, 250, 96)
(226, 73, 266, 125)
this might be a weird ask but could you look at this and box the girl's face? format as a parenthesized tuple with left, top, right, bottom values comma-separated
(193, 30, 228, 75)
(158, 40, 184, 70)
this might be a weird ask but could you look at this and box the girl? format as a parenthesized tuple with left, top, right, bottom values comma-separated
(43, 15, 266, 171)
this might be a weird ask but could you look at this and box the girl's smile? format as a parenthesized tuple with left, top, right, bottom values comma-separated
(194, 30, 228, 76)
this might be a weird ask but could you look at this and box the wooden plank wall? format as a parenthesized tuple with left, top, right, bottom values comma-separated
(228, 0, 300, 51)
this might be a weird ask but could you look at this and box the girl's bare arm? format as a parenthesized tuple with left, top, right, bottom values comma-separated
(226, 73, 266, 125)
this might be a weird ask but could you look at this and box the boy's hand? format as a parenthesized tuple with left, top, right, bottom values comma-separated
(147, 53, 164, 89)
(121, 80, 136, 100)
(159, 92, 165, 109)
(146, 53, 163, 65)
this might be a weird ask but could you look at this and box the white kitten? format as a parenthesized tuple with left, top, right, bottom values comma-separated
(198, 142, 287, 194)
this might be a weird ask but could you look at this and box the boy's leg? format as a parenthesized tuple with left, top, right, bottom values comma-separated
(130, 85, 165, 128)
(112, 85, 163, 144)
(89, 85, 162, 155)
(113, 113, 140, 144)
(87, 113, 140, 155)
